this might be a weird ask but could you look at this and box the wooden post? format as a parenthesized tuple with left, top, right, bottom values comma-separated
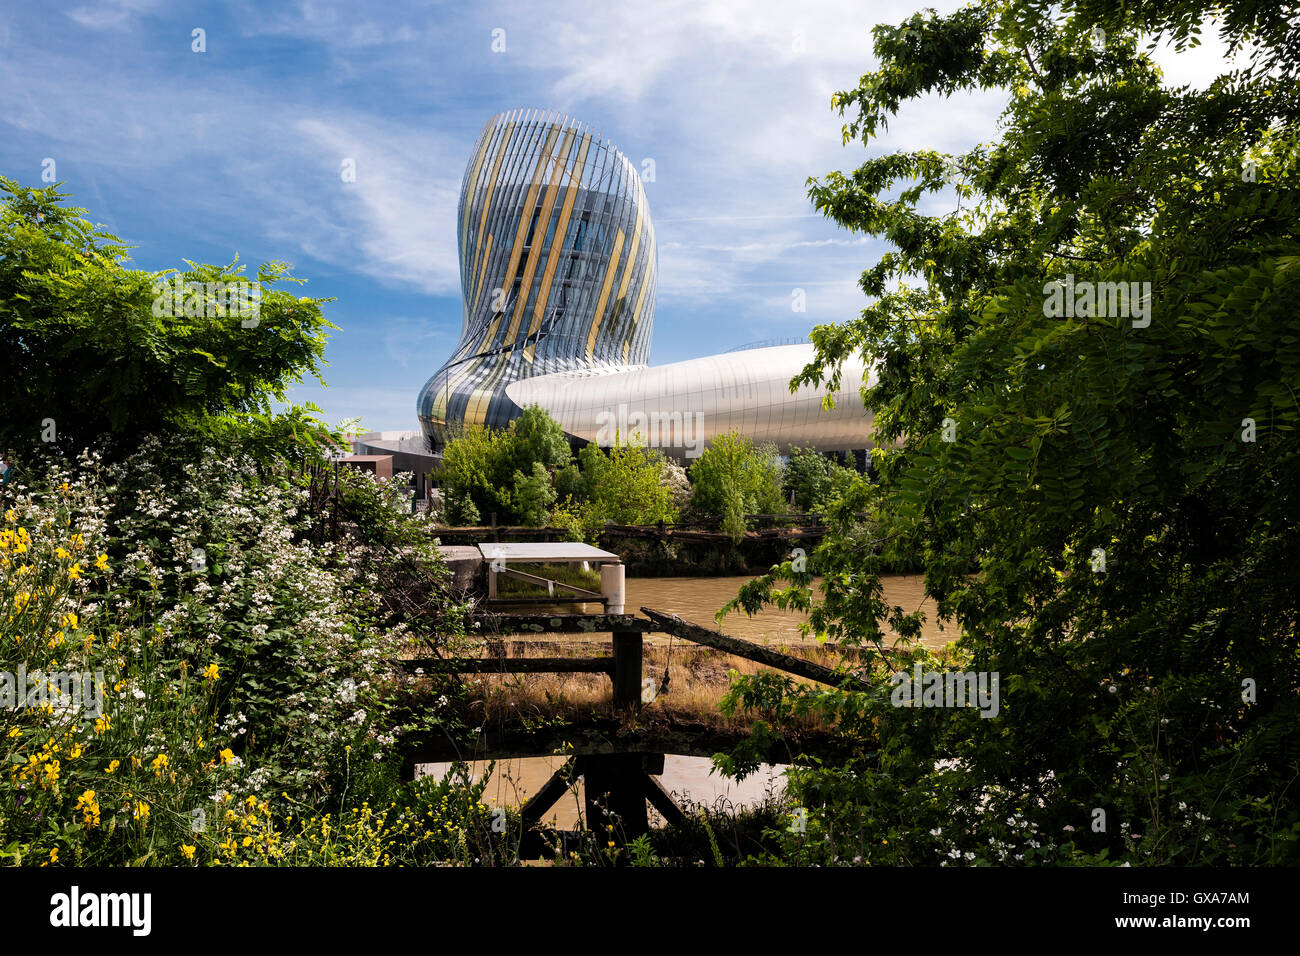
(612, 630, 642, 711)
(582, 753, 649, 843)
(600, 562, 640, 710)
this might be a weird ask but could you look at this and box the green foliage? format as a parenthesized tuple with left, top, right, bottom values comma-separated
(725, 0, 1300, 864)
(783, 447, 857, 512)
(0, 179, 336, 454)
(0, 437, 476, 865)
(436, 406, 569, 525)
(570, 441, 677, 528)
(687, 432, 785, 541)
(511, 461, 556, 526)
(436, 407, 678, 530)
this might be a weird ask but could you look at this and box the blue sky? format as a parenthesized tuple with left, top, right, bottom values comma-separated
(1, 1, 1233, 431)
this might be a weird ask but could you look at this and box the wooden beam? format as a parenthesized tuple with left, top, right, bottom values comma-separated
(482, 596, 599, 607)
(397, 657, 613, 676)
(612, 630, 643, 710)
(519, 758, 580, 826)
(476, 613, 655, 634)
(639, 606, 871, 691)
(643, 774, 688, 827)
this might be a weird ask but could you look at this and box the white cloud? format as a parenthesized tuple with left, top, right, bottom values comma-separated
(65, 0, 161, 31)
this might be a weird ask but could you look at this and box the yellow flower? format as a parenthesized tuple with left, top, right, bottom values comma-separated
(180, 844, 195, 860)
(55, 546, 70, 560)
(219, 748, 234, 766)
(202, 663, 220, 682)
(76, 790, 100, 828)
(133, 800, 150, 821)
(49, 848, 59, 864)
(69, 533, 84, 550)
(152, 754, 169, 775)
(106, 759, 120, 773)
(95, 716, 111, 735)
(67, 564, 81, 581)
(4, 509, 14, 523)
(95, 553, 109, 570)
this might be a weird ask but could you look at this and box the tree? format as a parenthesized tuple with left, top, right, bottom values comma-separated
(0, 180, 335, 457)
(582, 442, 677, 526)
(507, 404, 571, 474)
(511, 461, 556, 526)
(727, 0, 1300, 864)
(436, 405, 570, 525)
(783, 446, 856, 512)
(687, 432, 785, 541)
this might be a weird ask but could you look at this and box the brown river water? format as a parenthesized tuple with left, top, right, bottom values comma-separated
(419, 574, 953, 823)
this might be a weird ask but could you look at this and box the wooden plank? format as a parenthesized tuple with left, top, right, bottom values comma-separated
(397, 657, 613, 676)
(483, 596, 598, 607)
(644, 774, 688, 827)
(612, 631, 643, 710)
(639, 606, 871, 691)
(519, 758, 580, 825)
(476, 613, 654, 634)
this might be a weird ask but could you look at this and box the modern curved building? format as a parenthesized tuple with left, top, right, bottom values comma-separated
(418, 109, 873, 457)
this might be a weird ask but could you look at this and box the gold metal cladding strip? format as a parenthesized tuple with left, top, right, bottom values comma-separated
(585, 227, 625, 360)
(472, 112, 530, 315)
(464, 348, 515, 426)
(470, 118, 517, 311)
(557, 136, 614, 361)
(478, 119, 562, 352)
(473, 233, 494, 317)
(459, 124, 495, 270)
(503, 124, 577, 349)
(441, 353, 490, 421)
(525, 131, 593, 364)
(607, 191, 644, 346)
(623, 229, 654, 362)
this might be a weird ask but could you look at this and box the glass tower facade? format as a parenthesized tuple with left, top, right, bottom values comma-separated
(418, 109, 657, 449)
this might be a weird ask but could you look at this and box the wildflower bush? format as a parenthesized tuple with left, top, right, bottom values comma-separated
(0, 439, 489, 866)
(1, 455, 229, 864)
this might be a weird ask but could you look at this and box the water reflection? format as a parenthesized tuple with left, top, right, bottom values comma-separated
(417, 755, 788, 829)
